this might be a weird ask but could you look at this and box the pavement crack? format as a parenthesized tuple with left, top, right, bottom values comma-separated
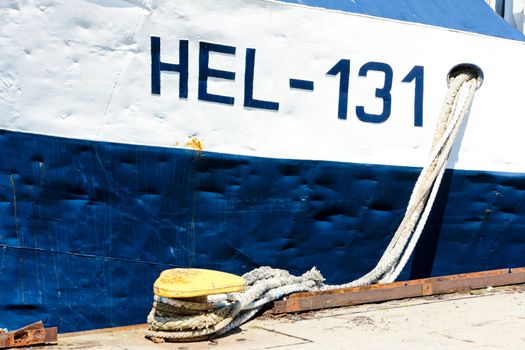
(254, 326, 313, 349)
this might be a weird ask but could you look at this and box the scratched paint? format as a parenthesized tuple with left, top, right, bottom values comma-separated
(9, 174, 24, 304)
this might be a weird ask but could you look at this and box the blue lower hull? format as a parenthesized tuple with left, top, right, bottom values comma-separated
(1, 129, 524, 332)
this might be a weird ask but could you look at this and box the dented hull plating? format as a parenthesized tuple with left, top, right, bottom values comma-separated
(2, 129, 525, 331)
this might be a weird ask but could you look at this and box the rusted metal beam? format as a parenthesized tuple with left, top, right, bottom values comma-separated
(0, 321, 57, 349)
(273, 267, 525, 314)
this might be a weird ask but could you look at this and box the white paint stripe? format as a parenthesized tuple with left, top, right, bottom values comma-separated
(1, 0, 525, 173)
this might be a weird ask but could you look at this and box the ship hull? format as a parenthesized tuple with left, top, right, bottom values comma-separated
(1, 129, 525, 331)
(1, 0, 525, 332)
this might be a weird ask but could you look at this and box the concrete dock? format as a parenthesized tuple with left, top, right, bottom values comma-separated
(48, 285, 524, 350)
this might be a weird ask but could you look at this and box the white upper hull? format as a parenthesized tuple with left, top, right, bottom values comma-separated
(1, 0, 525, 172)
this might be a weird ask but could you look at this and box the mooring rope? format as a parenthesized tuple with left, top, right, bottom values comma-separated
(145, 267, 324, 342)
(145, 70, 479, 342)
(327, 70, 479, 287)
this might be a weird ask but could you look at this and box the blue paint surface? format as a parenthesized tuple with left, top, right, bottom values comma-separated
(245, 48, 280, 110)
(289, 79, 315, 91)
(151, 37, 189, 97)
(356, 61, 393, 123)
(277, 0, 525, 41)
(402, 65, 425, 127)
(0, 129, 524, 332)
(199, 42, 237, 105)
(327, 59, 350, 119)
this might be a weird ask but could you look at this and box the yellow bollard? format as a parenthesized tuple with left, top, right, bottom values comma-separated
(153, 268, 245, 298)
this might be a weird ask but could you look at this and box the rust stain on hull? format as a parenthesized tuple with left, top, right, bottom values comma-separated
(184, 137, 204, 151)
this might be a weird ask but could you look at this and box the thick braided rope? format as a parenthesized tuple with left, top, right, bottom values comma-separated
(145, 267, 323, 342)
(382, 74, 478, 283)
(323, 71, 478, 289)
